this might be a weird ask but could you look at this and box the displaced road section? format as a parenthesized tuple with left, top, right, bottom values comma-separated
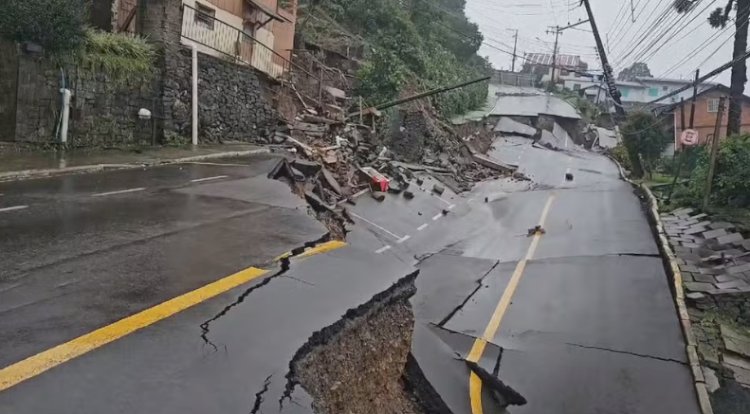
(0, 141, 701, 413)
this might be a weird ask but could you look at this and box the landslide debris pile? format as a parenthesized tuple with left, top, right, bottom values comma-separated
(266, 1, 510, 221)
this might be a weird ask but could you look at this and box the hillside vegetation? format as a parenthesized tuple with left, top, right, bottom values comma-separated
(298, 0, 491, 118)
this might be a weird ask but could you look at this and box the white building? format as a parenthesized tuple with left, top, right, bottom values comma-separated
(562, 75, 717, 109)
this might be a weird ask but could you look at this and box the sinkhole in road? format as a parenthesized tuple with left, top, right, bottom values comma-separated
(276, 271, 452, 414)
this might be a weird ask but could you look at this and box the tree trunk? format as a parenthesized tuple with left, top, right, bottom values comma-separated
(727, 0, 750, 136)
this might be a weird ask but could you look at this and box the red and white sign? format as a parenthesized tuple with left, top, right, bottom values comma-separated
(680, 129, 700, 147)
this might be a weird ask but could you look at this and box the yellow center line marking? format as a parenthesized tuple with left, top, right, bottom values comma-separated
(467, 194, 556, 414)
(0, 240, 346, 393)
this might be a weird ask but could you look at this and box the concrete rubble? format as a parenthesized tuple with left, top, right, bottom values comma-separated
(268, 55, 520, 235)
(661, 208, 750, 410)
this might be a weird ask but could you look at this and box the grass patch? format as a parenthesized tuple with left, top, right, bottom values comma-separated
(76, 30, 157, 85)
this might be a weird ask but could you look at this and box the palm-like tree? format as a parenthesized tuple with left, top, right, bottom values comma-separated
(675, 0, 750, 136)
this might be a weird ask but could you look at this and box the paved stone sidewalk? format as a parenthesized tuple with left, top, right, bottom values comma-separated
(662, 207, 750, 411)
(0, 143, 267, 181)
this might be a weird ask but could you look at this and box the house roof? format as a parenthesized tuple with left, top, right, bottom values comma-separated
(635, 76, 718, 85)
(655, 84, 750, 113)
(525, 53, 584, 68)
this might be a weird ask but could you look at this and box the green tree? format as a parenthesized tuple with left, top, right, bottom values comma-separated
(690, 135, 750, 207)
(0, 0, 88, 55)
(617, 62, 653, 81)
(620, 111, 670, 178)
(675, 0, 750, 136)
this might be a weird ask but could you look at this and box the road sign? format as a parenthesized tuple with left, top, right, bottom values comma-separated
(680, 129, 699, 147)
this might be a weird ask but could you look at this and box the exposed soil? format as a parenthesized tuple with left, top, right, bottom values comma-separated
(288, 273, 429, 414)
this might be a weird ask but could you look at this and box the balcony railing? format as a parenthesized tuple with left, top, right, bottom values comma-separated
(181, 4, 289, 78)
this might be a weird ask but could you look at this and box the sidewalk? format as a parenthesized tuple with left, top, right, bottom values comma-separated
(0, 144, 269, 181)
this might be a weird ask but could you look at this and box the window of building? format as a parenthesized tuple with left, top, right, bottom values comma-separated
(573, 83, 581, 90)
(707, 98, 720, 113)
(648, 87, 659, 97)
(195, 2, 216, 30)
(620, 87, 629, 98)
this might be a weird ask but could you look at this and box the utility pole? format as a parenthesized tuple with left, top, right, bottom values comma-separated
(703, 97, 726, 210)
(580, 0, 626, 119)
(546, 19, 589, 91)
(546, 26, 560, 89)
(511, 29, 519, 72)
(689, 69, 700, 128)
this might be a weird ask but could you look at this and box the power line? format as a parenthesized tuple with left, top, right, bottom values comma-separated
(646, 47, 750, 105)
(608, 0, 670, 55)
(611, 1, 678, 65)
(617, 0, 722, 71)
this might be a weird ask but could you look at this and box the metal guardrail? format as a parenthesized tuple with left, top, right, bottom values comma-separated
(181, 4, 290, 78)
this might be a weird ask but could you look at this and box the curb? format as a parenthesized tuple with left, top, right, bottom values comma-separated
(608, 156, 714, 414)
(0, 148, 271, 183)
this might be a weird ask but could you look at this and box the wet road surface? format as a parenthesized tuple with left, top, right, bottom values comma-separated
(0, 140, 701, 413)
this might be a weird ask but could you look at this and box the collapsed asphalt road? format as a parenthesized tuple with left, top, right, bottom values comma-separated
(0, 140, 701, 413)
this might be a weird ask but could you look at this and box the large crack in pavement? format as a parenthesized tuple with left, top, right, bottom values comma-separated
(199, 233, 333, 351)
(436, 259, 500, 327)
(249, 374, 273, 414)
(273, 271, 457, 414)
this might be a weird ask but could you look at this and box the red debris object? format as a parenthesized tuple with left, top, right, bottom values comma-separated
(360, 167, 390, 192)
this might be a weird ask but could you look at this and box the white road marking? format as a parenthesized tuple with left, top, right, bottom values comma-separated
(0, 205, 28, 213)
(397, 235, 411, 244)
(417, 223, 429, 231)
(432, 213, 443, 221)
(448, 204, 456, 210)
(349, 212, 403, 240)
(435, 196, 453, 206)
(375, 245, 392, 254)
(92, 187, 146, 197)
(190, 175, 228, 183)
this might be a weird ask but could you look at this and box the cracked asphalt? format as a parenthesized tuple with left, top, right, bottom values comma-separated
(0, 138, 701, 413)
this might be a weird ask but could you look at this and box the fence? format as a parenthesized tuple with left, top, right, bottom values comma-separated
(492, 70, 535, 87)
(181, 4, 289, 79)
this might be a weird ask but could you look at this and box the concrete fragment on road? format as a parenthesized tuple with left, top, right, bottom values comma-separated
(493, 117, 537, 137)
(471, 153, 516, 173)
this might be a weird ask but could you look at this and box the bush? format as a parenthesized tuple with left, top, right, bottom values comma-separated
(0, 0, 88, 55)
(690, 134, 750, 207)
(77, 30, 157, 85)
(610, 143, 632, 172)
(620, 111, 670, 178)
(314, 0, 491, 118)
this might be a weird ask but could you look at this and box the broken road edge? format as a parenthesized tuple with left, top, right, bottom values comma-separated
(609, 155, 715, 414)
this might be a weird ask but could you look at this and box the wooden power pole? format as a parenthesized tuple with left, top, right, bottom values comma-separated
(581, 0, 626, 119)
(703, 97, 727, 210)
(511, 29, 519, 72)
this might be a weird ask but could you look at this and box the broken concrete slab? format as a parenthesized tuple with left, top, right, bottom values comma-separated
(715, 274, 738, 283)
(320, 167, 343, 196)
(684, 282, 716, 292)
(702, 228, 728, 239)
(718, 233, 744, 245)
(715, 279, 749, 290)
(471, 153, 516, 173)
(721, 325, 750, 359)
(493, 117, 537, 137)
(703, 367, 721, 393)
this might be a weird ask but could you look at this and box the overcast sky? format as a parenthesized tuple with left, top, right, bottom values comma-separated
(465, 0, 737, 85)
